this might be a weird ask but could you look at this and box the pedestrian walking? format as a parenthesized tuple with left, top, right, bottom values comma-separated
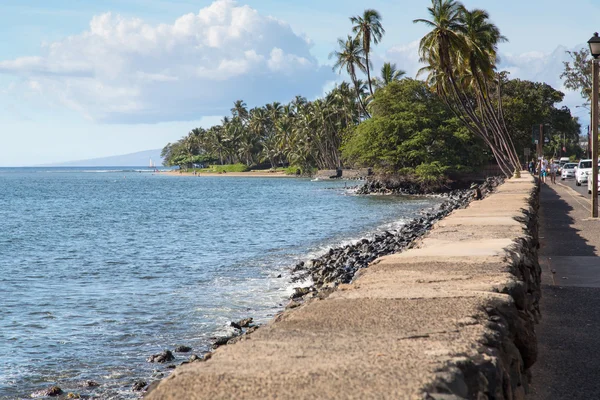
(539, 158, 548, 183)
(549, 159, 558, 184)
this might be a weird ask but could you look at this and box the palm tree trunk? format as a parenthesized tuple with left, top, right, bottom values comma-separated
(365, 51, 374, 96)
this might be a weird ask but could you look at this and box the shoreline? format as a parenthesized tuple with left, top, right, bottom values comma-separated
(160, 170, 294, 178)
(30, 177, 501, 397)
(289, 176, 503, 297)
(140, 177, 503, 395)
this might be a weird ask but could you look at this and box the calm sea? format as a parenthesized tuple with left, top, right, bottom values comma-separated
(0, 167, 439, 399)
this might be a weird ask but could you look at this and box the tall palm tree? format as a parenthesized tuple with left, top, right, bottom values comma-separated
(231, 100, 249, 123)
(350, 9, 385, 96)
(329, 35, 370, 117)
(414, 0, 519, 176)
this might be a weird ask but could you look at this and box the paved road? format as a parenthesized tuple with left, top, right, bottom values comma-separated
(556, 176, 594, 196)
(528, 178, 600, 400)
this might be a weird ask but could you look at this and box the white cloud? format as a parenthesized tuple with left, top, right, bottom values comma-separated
(384, 40, 423, 79)
(0, 0, 332, 123)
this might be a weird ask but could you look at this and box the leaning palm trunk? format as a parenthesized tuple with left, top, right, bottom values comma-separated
(474, 74, 521, 170)
(437, 78, 514, 177)
(439, 64, 519, 177)
(440, 89, 512, 176)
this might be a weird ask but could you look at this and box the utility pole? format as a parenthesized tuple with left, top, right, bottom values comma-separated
(589, 125, 592, 159)
(539, 124, 544, 160)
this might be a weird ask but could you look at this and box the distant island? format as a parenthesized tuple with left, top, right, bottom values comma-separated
(39, 149, 164, 167)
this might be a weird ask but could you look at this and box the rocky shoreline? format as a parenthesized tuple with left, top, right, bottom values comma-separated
(288, 176, 504, 303)
(39, 177, 503, 398)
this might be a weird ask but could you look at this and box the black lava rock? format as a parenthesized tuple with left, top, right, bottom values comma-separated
(132, 380, 147, 392)
(237, 318, 253, 328)
(147, 350, 175, 363)
(45, 386, 63, 397)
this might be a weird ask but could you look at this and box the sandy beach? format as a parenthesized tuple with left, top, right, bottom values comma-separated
(160, 170, 294, 178)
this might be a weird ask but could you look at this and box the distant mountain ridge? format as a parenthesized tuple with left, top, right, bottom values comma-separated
(41, 149, 164, 167)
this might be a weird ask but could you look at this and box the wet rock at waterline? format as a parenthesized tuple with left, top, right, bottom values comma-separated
(37, 386, 63, 397)
(174, 345, 192, 353)
(237, 318, 253, 328)
(132, 380, 147, 392)
(212, 335, 238, 348)
(291, 287, 311, 299)
(147, 350, 175, 363)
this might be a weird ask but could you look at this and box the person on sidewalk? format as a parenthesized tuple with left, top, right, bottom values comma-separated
(549, 159, 558, 184)
(539, 158, 548, 183)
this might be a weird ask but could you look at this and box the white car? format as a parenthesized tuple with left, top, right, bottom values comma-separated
(588, 168, 600, 194)
(576, 159, 594, 186)
(561, 163, 577, 180)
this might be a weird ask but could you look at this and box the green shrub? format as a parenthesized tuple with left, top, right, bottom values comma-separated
(415, 161, 449, 184)
(284, 166, 301, 175)
(208, 164, 250, 173)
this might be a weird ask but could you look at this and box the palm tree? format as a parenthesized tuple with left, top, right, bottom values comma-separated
(329, 36, 370, 117)
(231, 100, 249, 123)
(414, 0, 519, 176)
(350, 9, 385, 96)
(375, 62, 406, 89)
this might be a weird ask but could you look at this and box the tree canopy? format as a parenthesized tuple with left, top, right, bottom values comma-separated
(500, 77, 582, 159)
(560, 48, 592, 106)
(342, 79, 487, 181)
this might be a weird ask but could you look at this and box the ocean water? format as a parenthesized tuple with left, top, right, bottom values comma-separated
(0, 168, 439, 399)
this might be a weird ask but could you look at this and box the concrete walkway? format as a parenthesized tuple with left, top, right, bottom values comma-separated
(146, 175, 538, 400)
(528, 182, 600, 399)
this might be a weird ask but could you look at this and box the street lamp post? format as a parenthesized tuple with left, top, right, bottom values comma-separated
(588, 33, 600, 218)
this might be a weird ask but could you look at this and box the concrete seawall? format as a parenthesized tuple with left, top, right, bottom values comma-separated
(146, 174, 539, 399)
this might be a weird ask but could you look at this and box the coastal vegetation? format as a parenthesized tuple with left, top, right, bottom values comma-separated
(162, 0, 581, 180)
(342, 79, 486, 184)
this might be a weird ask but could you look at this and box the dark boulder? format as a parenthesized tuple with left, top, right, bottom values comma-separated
(246, 326, 259, 334)
(132, 380, 147, 392)
(45, 386, 63, 397)
(147, 350, 175, 363)
(237, 318, 253, 328)
(175, 345, 192, 353)
(291, 287, 311, 299)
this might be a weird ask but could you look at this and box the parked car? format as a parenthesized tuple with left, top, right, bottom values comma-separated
(561, 163, 577, 180)
(576, 159, 594, 186)
(588, 167, 600, 194)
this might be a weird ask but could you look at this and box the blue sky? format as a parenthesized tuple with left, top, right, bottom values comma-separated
(1, 0, 599, 166)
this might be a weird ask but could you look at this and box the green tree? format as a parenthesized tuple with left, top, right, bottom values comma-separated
(500, 78, 581, 159)
(342, 79, 486, 178)
(560, 48, 592, 106)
